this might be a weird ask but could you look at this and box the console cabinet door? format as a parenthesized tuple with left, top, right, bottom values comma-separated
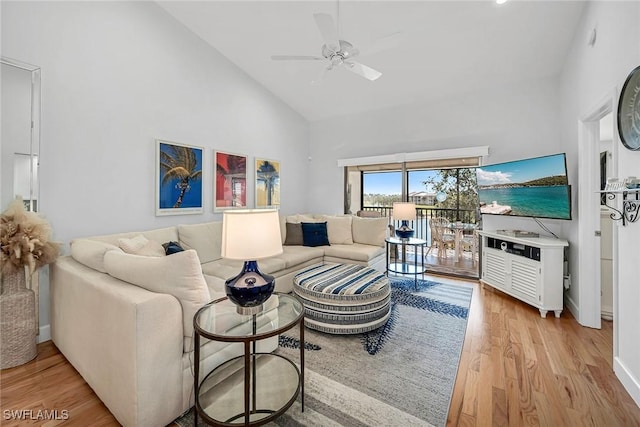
(509, 257, 540, 305)
(482, 249, 508, 290)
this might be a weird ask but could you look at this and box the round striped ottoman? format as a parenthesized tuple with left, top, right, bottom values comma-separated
(293, 263, 391, 334)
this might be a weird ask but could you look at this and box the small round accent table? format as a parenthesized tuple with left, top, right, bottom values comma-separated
(293, 264, 391, 334)
(385, 237, 427, 290)
(193, 293, 304, 426)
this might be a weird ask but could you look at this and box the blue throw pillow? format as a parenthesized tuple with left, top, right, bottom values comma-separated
(301, 222, 330, 247)
(162, 241, 185, 255)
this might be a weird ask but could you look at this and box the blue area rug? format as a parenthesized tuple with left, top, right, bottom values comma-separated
(176, 277, 473, 427)
(280, 277, 471, 356)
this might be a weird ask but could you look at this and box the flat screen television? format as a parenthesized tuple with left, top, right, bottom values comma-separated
(476, 153, 572, 220)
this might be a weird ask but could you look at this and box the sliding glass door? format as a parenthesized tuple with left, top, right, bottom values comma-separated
(348, 163, 480, 278)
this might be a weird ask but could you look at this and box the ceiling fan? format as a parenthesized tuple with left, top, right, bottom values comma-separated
(271, 12, 402, 84)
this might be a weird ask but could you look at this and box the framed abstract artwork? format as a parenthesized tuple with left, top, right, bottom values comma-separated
(156, 139, 204, 216)
(255, 158, 280, 209)
(214, 151, 247, 211)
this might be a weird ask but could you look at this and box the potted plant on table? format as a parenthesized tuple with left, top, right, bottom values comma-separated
(0, 199, 60, 369)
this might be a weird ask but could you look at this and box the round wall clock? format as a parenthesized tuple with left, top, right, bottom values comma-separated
(618, 65, 640, 150)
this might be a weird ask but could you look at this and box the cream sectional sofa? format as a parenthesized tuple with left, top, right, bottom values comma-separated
(50, 213, 388, 427)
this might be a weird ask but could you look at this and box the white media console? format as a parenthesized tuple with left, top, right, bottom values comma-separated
(478, 230, 569, 318)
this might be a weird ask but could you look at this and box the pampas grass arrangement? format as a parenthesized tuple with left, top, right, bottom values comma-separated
(0, 199, 60, 277)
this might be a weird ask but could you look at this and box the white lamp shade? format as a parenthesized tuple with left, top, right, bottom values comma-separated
(221, 209, 283, 260)
(393, 202, 417, 221)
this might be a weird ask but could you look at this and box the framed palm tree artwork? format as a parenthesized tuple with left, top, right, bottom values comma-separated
(156, 140, 204, 216)
(214, 151, 247, 211)
(255, 158, 280, 209)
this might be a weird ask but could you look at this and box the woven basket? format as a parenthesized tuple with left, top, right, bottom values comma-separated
(1, 269, 37, 369)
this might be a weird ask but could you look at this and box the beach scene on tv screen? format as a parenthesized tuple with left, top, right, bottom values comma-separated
(476, 154, 570, 219)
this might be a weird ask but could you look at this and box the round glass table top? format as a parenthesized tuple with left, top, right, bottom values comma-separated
(194, 293, 303, 341)
(386, 236, 427, 245)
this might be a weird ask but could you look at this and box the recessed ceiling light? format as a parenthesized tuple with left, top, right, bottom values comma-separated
(496, 0, 509, 4)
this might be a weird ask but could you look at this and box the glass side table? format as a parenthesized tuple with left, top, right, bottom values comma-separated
(385, 237, 427, 290)
(193, 293, 304, 426)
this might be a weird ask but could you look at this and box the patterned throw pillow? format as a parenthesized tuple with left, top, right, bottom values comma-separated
(301, 222, 330, 247)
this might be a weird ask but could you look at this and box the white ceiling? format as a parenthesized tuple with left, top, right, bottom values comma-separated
(158, 1, 586, 122)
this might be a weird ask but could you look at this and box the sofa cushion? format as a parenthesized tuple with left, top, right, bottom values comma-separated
(87, 226, 178, 247)
(322, 215, 354, 245)
(201, 257, 287, 280)
(352, 216, 388, 247)
(322, 243, 385, 262)
(70, 239, 123, 273)
(275, 245, 326, 269)
(283, 222, 304, 246)
(178, 221, 223, 263)
(103, 249, 210, 352)
(118, 235, 165, 257)
(301, 222, 330, 247)
(286, 214, 322, 223)
(279, 215, 287, 244)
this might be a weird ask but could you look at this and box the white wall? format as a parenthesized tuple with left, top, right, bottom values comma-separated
(560, 1, 640, 405)
(1, 1, 309, 333)
(307, 75, 568, 240)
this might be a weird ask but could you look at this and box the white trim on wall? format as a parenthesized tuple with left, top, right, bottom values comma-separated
(577, 90, 618, 331)
(336, 146, 490, 167)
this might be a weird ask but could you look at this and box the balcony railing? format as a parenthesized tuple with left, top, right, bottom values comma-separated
(361, 206, 477, 242)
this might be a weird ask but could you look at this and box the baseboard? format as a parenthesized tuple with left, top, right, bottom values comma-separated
(614, 357, 640, 407)
(564, 292, 579, 321)
(38, 324, 51, 343)
(601, 309, 613, 321)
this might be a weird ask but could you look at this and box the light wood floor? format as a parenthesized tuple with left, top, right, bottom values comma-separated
(2, 278, 639, 426)
(447, 279, 640, 427)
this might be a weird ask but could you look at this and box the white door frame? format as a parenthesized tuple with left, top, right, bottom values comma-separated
(577, 89, 619, 349)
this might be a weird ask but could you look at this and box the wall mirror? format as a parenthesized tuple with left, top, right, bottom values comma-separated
(1, 57, 41, 212)
(1, 57, 42, 332)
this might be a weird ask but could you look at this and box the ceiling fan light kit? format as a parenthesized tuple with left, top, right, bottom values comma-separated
(271, 12, 399, 83)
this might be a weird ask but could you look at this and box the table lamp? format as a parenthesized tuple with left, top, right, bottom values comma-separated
(221, 209, 283, 315)
(393, 202, 416, 239)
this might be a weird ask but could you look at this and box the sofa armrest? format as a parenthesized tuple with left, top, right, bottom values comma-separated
(50, 256, 184, 427)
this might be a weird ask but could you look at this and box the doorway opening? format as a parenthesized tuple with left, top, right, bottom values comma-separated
(577, 90, 618, 366)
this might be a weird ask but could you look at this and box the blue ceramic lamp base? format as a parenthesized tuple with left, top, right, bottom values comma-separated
(225, 260, 275, 315)
(395, 220, 414, 239)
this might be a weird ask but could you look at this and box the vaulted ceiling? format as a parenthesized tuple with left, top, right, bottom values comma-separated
(158, 1, 586, 122)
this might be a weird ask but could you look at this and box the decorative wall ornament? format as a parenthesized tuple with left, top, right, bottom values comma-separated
(156, 140, 203, 216)
(618, 65, 640, 151)
(214, 151, 247, 211)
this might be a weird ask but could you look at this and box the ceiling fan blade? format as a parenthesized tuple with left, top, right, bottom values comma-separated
(345, 61, 382, 81)
(313, 13, 340, 52)
(358, 32, 405, 57)
(311, 65, 330, 86)
(271, 55, 324, 61)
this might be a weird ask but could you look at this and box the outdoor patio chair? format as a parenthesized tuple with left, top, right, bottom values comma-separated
(460, 228, 479, 266)
(427, 217, 455, 258)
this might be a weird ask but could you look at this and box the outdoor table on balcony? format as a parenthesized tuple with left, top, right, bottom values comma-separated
(445, 223, 477, 260)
